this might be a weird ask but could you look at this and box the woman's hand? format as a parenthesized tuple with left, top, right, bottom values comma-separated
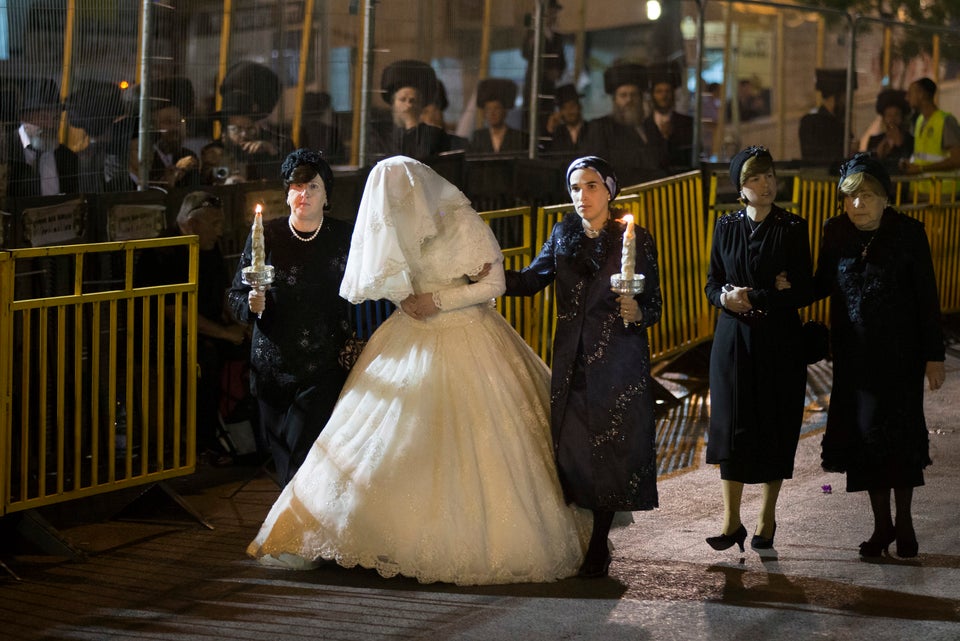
(613, 292, 642, 325)
(400, 293, 440, 320)
(470, 263, 492, 282)
(720, 285, 753, 313)
(926, 361, 946, 391)
(775, 271, 792, 291)
(248, 288, 266, 315)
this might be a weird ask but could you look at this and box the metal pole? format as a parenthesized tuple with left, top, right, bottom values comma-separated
(843, 13, 855, 158)
(292, 0, 317, 148)
(526, 0, 544, 159)
(691, 0, 705, 168)
(214, 0, 235, 143)
(58, 0, 77, 146)
(356, 0, 376, 168)
(137, 0, 154, 191)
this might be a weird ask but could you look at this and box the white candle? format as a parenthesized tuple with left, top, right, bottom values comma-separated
(621, 214, 636, 279)
(251, 204, 265, 272)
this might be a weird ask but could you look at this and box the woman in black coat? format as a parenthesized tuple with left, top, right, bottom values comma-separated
(505, 156, 662, 577)
(704, 146, 814, 552)
(814, 153, 945, 558)
(228, 149, 353, 486)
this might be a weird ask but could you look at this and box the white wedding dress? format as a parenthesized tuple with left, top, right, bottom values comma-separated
(247, 158, 589, 585)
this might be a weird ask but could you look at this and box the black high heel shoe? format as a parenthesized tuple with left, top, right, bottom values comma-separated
(859, 526, 896, 558)
(895, 523, 919, 558)
(706, 524, 747, 552)
(751, 523, 777, 550)
(578, 550, 612, 578)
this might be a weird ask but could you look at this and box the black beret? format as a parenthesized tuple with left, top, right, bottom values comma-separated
(281, 148, 334, 200)
(838, 152, 893, 200)
(603, 63, 646, 95)
(729, 145, 773, 189)
(874, 88, 908, 115)
(220, 61, 281, 117)
(381, 59, 437, 106)
(476, 78, 517, 109)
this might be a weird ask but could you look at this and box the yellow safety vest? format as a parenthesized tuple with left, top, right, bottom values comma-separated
(912, 109, 957, 196)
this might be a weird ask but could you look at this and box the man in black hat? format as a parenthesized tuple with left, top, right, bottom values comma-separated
(420, 78, 468, 152)
(469, 78, 527, 155)
(544, 83, 588, 156)
(6, 78, 79, 198)
(299, 91, 345, 165)
(65, 79, 126, 193)
(522, 0, 567, 140)
(642, 63, 695, 174)
(368, 59, 449, 162)
(581, 62, 667, 186)
(200, 61, 289, 184)
(148, 76, 201, 190)
(799, 68, 854, 165)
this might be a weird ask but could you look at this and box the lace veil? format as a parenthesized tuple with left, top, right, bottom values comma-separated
(340, 156, 502, 304)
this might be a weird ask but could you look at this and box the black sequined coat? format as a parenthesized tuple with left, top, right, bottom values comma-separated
(227, 216, 353, 408)
(505, 212, 662, 511)
(814, 209, 944, 490)
(705, 206, 814, 483)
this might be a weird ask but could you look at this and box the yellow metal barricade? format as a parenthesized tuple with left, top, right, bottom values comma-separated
(0, 237, 198, 516)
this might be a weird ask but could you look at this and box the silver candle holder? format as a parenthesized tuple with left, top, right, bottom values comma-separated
(242, 264, 275, 319)
(610, 273, 645, 327)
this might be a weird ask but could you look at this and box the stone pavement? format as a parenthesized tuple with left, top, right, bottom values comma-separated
(1, 350, 958, 640)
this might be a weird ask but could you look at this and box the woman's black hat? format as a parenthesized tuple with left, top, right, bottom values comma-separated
(729, 145, 772, 189)
(838, 152, 893, 200)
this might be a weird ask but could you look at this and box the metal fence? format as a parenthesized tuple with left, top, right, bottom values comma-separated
(0, 237, 199, 515)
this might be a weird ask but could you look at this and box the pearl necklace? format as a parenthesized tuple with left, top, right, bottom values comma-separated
(289, 215, 323, 242)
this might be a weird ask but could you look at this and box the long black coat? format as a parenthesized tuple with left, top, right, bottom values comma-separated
(505, 212, 662, 511)
(705, 206, 813, 483)
(814, 209, 944, 491)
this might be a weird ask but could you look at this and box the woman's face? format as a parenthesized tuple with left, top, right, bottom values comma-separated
(741, 170, 776, 207)
(843, 185, 885, 231)
(569, 168, 611, 228)
(287, 176, 327, 222)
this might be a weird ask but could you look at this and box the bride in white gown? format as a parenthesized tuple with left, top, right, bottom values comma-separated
(247, 156, 589, 585)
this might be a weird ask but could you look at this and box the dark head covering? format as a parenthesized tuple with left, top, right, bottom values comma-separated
(647, 62, 683, 90)
(66, 79, 124, 137)
(603, 63, 646, 95)
(426, 78, 449, 111)
(914, 77, 937, 100)
(216, 89, 270, 122)
(815, 68, 855, 98)
(304, 91, 332, 113)
(19, 78, 62, 115)
(566, 156, 619, 199)
(150, 75, 195, 116)
(219, 61, 281, 118)
(476, 78, 517, 109)
(729, 145, 773, 189)
(0, 81, 20, 124)
(554, 83, 582, 108)
(177, 191, 222, 225)
(838, 152, 893, 200)
(281, 148, 334, 202)
(381, 59, 437, 106)
(875, 88, 909, 116)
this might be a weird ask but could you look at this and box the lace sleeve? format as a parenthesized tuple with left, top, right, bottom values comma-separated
(432, 262, 506, 312)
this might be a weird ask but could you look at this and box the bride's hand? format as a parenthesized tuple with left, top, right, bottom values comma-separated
(400, 293, 439, 320)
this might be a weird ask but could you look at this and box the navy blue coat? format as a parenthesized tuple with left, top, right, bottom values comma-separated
(505, 212, 662, 511)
